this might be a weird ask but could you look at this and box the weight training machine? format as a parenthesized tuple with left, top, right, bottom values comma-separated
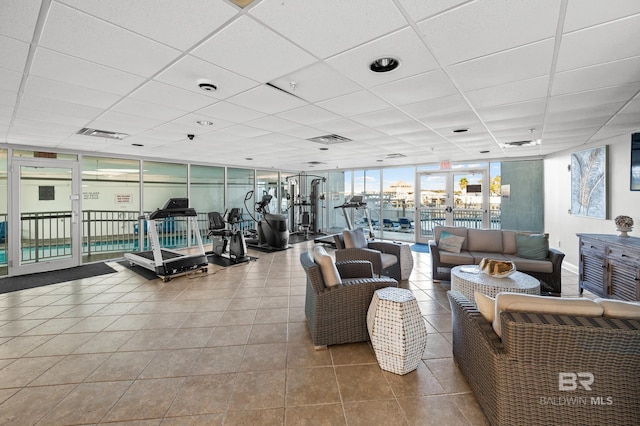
(124, 198, 208, 281)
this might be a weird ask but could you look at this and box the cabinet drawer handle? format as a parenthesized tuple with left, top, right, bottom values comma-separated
(621, 254, 629, 258)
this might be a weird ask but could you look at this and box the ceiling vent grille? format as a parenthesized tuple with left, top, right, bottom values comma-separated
(77, 128, 128, 140)
(503, 140, 540, 148)
(307, 134, 352, 145)
(307, 161, 325, 165)
(385, 153, 407, 159)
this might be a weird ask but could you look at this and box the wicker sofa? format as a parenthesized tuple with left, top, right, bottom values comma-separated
(429, 226, 565, 295)
(301, 251, 397, 348)
(448, 291, 640, 425)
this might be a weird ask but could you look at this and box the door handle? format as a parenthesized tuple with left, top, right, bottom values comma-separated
(72, 211, 78, 224)
(445, 207, 453, 213)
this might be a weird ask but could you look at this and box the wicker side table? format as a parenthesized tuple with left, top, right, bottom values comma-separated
(451, 265, 540, 306)
(366, 287, 427, 375)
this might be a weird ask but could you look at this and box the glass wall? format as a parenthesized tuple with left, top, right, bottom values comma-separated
(0, 149, 7, 273)
(381, 166, 415, 242)
(490, 162, 502, 228)
(81, 157, 140, 261)
(227, 167, 255, 232)
(190, 164, 225, 238)
(327, 171, 346, 234)
(354, 169, 381, 237)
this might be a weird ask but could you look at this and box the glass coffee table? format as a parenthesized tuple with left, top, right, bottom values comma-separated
(451, 265, 540, 306)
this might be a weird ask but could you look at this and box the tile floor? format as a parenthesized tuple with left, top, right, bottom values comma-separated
(0, 241, 580, 425)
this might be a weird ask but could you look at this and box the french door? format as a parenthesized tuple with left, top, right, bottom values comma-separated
(9, 159, 81, 276)
(415, 170, 488, 244)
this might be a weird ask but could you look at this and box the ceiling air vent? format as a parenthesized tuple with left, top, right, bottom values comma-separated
(307, 134, 352, 145)
(77, 128, 129, 140)
(307, 161, 325, 165)
(385, 153, 407, 159)
(503, 140, 540, 148)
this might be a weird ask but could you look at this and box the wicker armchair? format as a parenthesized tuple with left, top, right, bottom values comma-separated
(448, 291, 640, 425)
(301, 251, 398, 349)
(333, 229, 403, 281)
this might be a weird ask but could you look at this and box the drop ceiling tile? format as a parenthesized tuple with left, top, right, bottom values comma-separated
(270, 63, 360, 103)
(326, 27, 440, 88)
(279, 126, 326, 139)
(448, 39, 554, 92)
(0, 68, 22, 92)
(317, 90, 391, 117)
(401, 94, 471, 119)
(197, 101, 265, 124)
(548, 83, 640, 112)
(40, 2, 180, 77)
(59, 0, 238, 50)
(419, 0, 560, 65)
(372, 69, 458, 106)
(0, 89, 17, 107)
(220, 124, 270, 138)
(546, 102, 626, 124)
(377, 120, 427, 136)
(398, 0, 472, 22)
(477, 99, 547, 122)
(19, 94, 102, 120)
(24, 75, 123, 108)
(246, 116, 299, 132)
(250, 0, 407, 59)
(276, 105, 340, 125)
(0, 35, 30, 72)
(394, 130, 441, 143)
(167, 113, 235, 133)
(155, 55, 259, 100)
(545, 116, 609, 132)
(12, 117, 81, 135)
(131, 80, 216, 111)
(0, 0, 41, 41)
(192, 16, 316, 83)
(552, 56, 640, 96)
(564, 0, 640, 33)
(485, 115, 545, 132)
(88, 110, 165, 135)
(227, 85, 306, 115)
(311, 119, 367, 134)
(351, 108, 411, 127)
(557, 14, 640, 71)
(110, 98, 188, 122)
(620, 99, 640, 114)
(464, 76, 549, 109)
(419, 111, 481, 131)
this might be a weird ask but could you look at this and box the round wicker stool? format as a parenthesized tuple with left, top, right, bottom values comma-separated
(366, 287, 427, 375)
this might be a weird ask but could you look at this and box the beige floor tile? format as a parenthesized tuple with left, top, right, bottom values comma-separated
(181, 311, 224, 328)
(343, 399, 407, 426)
(0, 384, 76, 425)
(240, 342, 287, 371)
(165, 373, 236, 417)
(73, 330, 136, 353)
(286, 341, 332, 368)
(206, 325, 251, 346)
(87, 350, 157, 381)
(224, 408, 284, 425)
(0, 334, 53, 358)
(160, 413, 223, 425)
(191, 346, 244, 375)
(118, 328, 178, 351)
(139, 348, 202, 379)
(284, 403, 346, 425)
(228, 370, 286, 410)
(285, 366, 341, 406)
(103, 377, 185, 422)
(30, 352, 110, 386)
(26, 332, 95, 356)
(330, 341, 377, 365)
(335, 364, 395, 402)
(397, 395, 472, 426)
(0, 355, 63, 388)
(248, 322, 288, 344)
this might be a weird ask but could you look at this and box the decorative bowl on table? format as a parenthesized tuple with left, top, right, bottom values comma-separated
(479, 258, 516, 278)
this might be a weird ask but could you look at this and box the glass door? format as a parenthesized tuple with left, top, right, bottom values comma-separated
(9, 159, 81, 276)
(415, 170, 488, 244)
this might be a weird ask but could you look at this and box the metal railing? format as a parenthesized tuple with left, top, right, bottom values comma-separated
(419, 208, 501, 238)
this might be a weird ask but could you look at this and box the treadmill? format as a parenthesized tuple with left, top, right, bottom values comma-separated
(313, 195, 375, 246)
(124, 198, 208, 282)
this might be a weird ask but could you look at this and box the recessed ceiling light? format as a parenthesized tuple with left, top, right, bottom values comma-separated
(319, 147, 329, 151)
(370, 57, 400, 73)
(132, 143, 144, 147)
(196, 120, 214, 126)
(377, 159, 384, 162)
(245, 157, 253, 160)
(197, 79, 217, 92)
(480, 150, 490, 154)
(452, 128, 469, 133)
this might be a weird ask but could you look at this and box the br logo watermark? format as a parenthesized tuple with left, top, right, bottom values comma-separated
(538, 373, 614, 406)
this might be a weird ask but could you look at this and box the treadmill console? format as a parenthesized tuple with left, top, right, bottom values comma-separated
(150, 198, 197, 219)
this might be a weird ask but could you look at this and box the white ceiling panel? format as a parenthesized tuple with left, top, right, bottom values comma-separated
(276, 105, 340, 126)
(0, 0, 41, 41)
(270, 63, 360, 103)
(154, 55, 259, 100)
(371, 70, 458, 105)
(24, 75, 122, 109)
(40, 3, 181, 77)
(326, 27, 440, 88)
(250, 0, 407, 59)
(557, 14, 640, 71)
(59, 0, 238, 50)
(130, 81, 216, 111)
(0, 35, 30, 72)
(227, 85, 306, 115)
(449, 40, 555, 92)
(420, 0, 560, 65)
(192, 16, 316, 83)
(30, 48, 146, 96)
(3, 1, 640, 171)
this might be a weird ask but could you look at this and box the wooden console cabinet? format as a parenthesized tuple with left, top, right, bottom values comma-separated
(577, 234, 640, 301)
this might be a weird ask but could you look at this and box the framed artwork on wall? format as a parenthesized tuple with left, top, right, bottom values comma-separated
(570, 145, 607, 219)
(632, 133, 640, 191)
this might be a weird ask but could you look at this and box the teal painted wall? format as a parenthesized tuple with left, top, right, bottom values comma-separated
(501, 160, 544, 233)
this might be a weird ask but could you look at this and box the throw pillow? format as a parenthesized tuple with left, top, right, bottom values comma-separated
(343, 228, 367, 249)
(594, 298, 640, 319)
(474, 291, 495, 323)
(312, 246, 341, 287)
(438, 230, 465, 253)
(492, 293, 603, 337)
(515, 233, 549, 260)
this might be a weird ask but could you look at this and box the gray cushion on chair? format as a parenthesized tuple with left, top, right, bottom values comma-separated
(343, 228, 367, 249)
(380, 253, 397, 269)
(313, 246, 341, 287)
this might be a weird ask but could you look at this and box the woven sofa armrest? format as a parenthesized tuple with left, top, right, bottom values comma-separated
(336, 260, 374, 279)
(448, 291, 505, 355)
(368, 241, 402, 257)
(501, 312, 640, 365)
(335, 248, 383, 275)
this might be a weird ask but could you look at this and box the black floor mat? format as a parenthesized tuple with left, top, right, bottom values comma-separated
(117, 261, 159, 280)
(0, 263, 117, 294)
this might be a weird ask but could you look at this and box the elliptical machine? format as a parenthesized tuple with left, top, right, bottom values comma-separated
(207, 208, 249, 264)
(244, 190, 289, 251)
